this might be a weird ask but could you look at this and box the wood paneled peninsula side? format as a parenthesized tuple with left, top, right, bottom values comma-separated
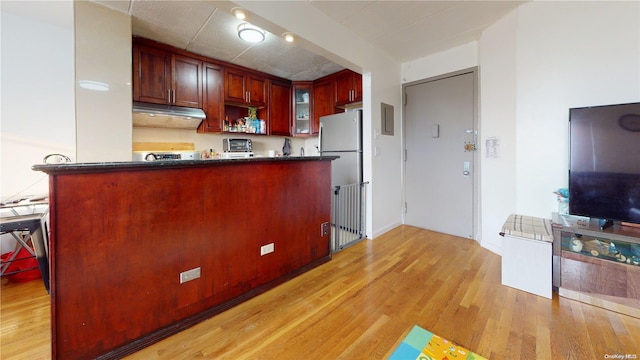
(32, 156, 337, 360)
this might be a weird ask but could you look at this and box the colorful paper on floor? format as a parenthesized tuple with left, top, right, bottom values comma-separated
(388, 325, 487, 360)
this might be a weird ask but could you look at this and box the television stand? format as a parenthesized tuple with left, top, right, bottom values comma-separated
(552, 213, 640, 319)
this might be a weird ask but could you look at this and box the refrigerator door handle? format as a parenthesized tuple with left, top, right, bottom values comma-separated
(318, 122, 323, 153)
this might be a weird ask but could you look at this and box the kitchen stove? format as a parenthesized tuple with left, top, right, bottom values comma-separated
(133, 151, 201, 161)
(220, 152, 254, 159)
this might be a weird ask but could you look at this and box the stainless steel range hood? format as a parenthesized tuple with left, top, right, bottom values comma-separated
(132, 101, 205, 130)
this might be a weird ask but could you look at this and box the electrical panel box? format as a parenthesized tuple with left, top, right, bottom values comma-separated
(381, 102, 394, 136)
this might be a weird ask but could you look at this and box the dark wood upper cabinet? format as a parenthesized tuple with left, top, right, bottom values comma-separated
(334, 69, 362, 106)
(224, 68, 246, 104)
(133, 44, 170, 105)
(172, 55, 203, 108)
(352, 72, 363, 103)
(133, 37, 364, 136)
(268, 79, 293, 136)
(224, 68, 267, 107)
(311, 78, 335, 135)
(247, 74, 267, 107)
(197, 63, 224, 133)
(133, 43, 202, 108)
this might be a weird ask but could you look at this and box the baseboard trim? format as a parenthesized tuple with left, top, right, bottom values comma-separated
(372, 221, 403, 239)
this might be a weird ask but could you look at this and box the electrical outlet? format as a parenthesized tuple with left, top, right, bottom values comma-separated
(180, 267, 201, 284)
(260, 243, 274, 256)
(321, 222, 329, 236)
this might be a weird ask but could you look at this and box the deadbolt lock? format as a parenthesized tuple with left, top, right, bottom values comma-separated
(464, 142, 476, 152)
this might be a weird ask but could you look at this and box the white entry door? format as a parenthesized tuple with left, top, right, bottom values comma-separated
(403, 71, 476, 239)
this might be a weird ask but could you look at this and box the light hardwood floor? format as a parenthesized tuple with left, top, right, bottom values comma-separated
(2, 225, 639, 359)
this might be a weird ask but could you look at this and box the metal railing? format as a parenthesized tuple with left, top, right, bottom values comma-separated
(332, 182, 368, 252)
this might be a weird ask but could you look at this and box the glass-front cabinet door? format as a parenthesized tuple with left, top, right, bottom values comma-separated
(561, 230, 640, 266)
(293, 82, 312, 136)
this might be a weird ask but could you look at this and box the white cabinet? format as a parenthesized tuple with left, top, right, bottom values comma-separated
(500, 214, 553, 299)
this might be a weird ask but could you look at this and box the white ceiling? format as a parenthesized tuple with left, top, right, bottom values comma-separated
(92, 0, 525, 81)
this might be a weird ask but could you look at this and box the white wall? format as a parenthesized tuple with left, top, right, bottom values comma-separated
(514, 1, 640, 219)
(367, 66, 404, 237)
(401, 42, 478, 83)
(0, 1, 75, 202)
(75, 1, 132, 162)
(1, 0, 134, 203)
(486, 1, 640, 254)
(477, 11, 519, 254)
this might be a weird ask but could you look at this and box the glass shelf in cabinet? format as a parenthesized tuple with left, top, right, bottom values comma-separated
(561, 233, 640, 266)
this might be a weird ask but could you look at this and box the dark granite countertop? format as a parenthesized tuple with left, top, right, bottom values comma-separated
(32, 156, 339, 175)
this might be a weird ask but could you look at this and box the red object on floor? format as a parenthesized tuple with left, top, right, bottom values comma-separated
(1, 246, 41, 283)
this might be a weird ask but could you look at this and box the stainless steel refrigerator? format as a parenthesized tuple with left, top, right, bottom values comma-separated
(320, 110, 365, 251)
(319, 110, 363, 188)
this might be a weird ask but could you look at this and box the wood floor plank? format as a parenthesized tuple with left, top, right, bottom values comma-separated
(2, 225, 640, 359)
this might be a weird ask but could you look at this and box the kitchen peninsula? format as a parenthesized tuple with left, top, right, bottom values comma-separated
(33, 156, 336, 360)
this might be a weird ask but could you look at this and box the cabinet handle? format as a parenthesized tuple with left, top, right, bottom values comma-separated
(168, 89, 172, 103)
(247, 91, 251, 104)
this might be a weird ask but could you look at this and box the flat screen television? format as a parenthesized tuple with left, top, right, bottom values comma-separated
(569, 101, 640, 228)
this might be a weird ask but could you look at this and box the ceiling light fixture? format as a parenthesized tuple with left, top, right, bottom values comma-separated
(237, 23, 265, 43)
(283, 33, 294, 43)
(232, 8, 246, 20)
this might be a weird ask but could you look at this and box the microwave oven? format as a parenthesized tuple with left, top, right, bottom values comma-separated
(223, 138, 252, 152)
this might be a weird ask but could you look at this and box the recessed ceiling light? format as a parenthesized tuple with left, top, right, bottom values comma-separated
(238, 23, 265, 43)
(283, 33, 294, 43)
(232, 8, 246, 20)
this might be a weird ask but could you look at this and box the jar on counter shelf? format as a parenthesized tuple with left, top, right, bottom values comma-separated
(570, 237, 583, 252)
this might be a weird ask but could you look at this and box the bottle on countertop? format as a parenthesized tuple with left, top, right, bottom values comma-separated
(283, 138, 291, 156)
